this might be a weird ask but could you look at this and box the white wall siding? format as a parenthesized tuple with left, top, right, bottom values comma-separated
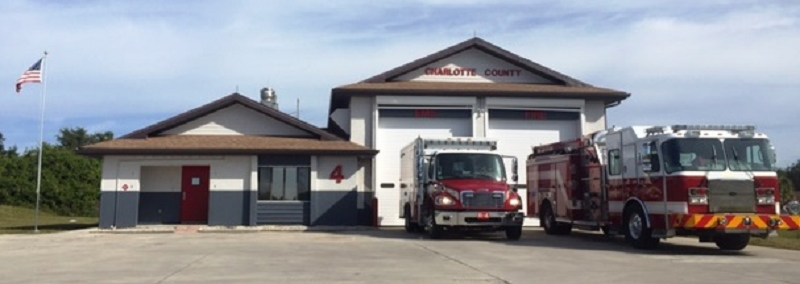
(583, 100, 607, 134)
(393, 48, 555, 84)
(311, 156, 358, 224)
(140, 166, 181, 193)
(349, 96, 372, 147)
(161, 104, 312, 137)
(212, 156, 252, 191)
(100, 155, 254, 193)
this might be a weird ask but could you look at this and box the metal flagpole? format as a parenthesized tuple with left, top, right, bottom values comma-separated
(34, 51, 48, 233)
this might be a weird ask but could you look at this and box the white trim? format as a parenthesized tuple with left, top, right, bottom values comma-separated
(579, 107, 585, 135)
(377, 95, 476, 106)
(250, 156, 258, 192)
(485, 97, 584, 109)
(486, 106, 581, 112)
(310, 156, 318, 224)
(608, 201, 688, 214)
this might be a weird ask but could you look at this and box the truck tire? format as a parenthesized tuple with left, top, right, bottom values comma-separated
(427, 219, 442, 239)
(624, 204, 660, 250)
(404, 205, 419, 233)
(715, 234, 750, 251)
(506, 225, 523, 240)
(541, 203, 571, 235)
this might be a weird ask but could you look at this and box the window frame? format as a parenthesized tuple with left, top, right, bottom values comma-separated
(608, 149, 622, 176)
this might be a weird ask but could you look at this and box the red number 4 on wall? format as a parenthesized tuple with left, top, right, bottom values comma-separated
(330, 165, 344, 184)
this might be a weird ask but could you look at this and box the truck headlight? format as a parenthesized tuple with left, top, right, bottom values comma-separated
(757, 196, 776, 205)
(435, 195, 455, 206)
(509, 198, 521, 207)
(757, 188, 776, 205)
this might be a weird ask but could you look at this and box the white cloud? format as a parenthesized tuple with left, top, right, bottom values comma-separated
(0, 0, 798, 165)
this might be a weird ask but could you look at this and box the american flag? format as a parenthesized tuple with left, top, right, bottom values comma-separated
(16, 58, 43, 93)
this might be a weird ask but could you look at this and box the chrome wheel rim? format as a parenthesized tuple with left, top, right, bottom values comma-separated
(628, 213, 643, 240)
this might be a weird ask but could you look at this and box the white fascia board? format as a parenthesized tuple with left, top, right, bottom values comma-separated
(486, 97, 584, 109)
(377, 95, 476, 107)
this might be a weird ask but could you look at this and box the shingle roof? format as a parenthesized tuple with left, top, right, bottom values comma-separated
(123, 93, 340, 141)
(333, 82, 628, 101)
(79, 93, 377, 156)
(79, 136, 377, 156)
(361, 37, 595, 87)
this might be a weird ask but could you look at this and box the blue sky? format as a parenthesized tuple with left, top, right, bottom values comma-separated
(1, 0, 799, 166)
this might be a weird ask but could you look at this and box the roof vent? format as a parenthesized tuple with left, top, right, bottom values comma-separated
(260, 87, 278, 109)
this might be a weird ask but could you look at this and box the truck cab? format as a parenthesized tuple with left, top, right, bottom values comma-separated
(400, 138, 524, 240)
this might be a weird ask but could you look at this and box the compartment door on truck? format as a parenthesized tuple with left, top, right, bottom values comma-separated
(376, 108, 473, 226)
(487, 108, 580, 227)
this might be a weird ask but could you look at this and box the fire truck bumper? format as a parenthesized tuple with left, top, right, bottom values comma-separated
(434, 211, 524, 227)
(674, 214, 800, 233)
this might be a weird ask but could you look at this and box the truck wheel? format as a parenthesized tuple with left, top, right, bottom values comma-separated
(427, 214, 442, 240)
(427, 219, 442, 239)
(541, 203, 571, 235)
(404, 206, 418, 233)
(715, 234, 750, 251)
(541, 203, 558, 235)
(624, 205, 660, 250)
(506, 226, 523, 240)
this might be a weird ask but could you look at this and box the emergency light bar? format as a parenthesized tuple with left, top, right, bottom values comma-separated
(646, 125, 756, 135)
(422, 138, 498, 150)
(671, 125, 755, 132)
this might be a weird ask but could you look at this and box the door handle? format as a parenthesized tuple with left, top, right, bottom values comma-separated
(182, 192, 186, 201)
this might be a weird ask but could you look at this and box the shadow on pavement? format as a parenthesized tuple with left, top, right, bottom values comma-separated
(321, 227, 755, 257)
(2, 223, 98, 232)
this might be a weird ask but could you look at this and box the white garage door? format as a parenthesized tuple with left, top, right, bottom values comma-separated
(376, 109, 473, 226)
(488, 109, 580, 226)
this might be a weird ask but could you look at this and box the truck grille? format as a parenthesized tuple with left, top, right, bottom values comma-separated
(461, 191, 505, 209)
(708, 179, 756, 213)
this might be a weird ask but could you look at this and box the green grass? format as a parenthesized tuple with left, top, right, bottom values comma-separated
(750, 230, 800, 250)
(0, 205, 98, 234)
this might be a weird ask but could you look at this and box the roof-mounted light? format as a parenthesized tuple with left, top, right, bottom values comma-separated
(645, 126, 666, 135)
(671, 125, 756, 132)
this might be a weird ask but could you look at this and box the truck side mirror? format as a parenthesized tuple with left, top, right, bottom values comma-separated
(416, 156, 425, 182)
(511, 158, 519, 183)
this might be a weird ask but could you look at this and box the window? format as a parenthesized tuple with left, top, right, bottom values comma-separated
(258, 167, 311, 201)
(608, 149, 621, 175)
(258, 155, 311, 201)
(434, 153, 506, 181)
(660, 139, 725, 173)
(641, 141, 660, 173)
(724, 139, 776, 171)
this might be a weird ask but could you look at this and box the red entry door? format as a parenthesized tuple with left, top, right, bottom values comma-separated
(181, 166, 210, 223)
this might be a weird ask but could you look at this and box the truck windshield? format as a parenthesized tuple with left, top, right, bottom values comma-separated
(661, 138, 726, 173)
(435, 153, 506, 181)
(724, 139, 776, 171)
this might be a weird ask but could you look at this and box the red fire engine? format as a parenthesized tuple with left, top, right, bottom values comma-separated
(527, 125, 800, 250)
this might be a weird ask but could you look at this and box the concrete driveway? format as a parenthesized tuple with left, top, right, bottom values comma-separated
(1, 228, 799, 284)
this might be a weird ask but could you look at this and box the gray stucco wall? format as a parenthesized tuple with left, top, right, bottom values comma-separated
(312, 189, 357, 226)
(209, 190, 253, 226)
(99, 191, 139, 229)
(138, 192, 181, 224)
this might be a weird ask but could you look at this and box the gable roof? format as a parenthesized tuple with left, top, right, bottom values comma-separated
(122, 93, 341, 141)
(361, 37, 592, 86)
(79, 136, 378, 156)
(80, 93, 378, 156)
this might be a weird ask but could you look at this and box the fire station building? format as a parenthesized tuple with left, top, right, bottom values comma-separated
(327, 37, 629, 226)
(80, 94, 378, 228)
(80, 37, 629, 228)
